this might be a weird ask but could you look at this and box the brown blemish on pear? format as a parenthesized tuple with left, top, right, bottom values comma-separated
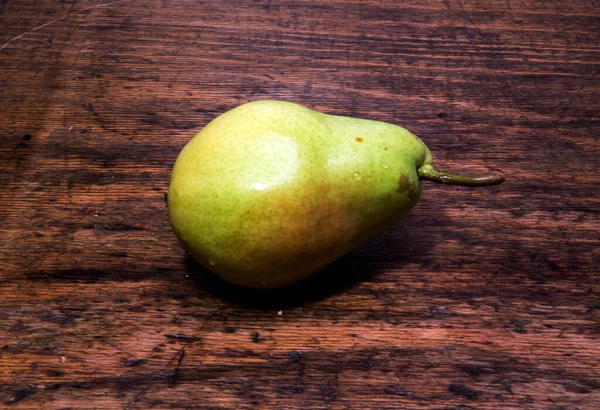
(397, 174, 411, 193)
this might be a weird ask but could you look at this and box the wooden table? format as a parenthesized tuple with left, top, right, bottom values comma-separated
(1, 1, 598, 408)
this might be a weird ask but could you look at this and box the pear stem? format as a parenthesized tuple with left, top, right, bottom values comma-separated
(418, 164, 505, 187)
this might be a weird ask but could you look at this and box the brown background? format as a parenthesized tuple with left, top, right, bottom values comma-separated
(1, 0, 599, 408)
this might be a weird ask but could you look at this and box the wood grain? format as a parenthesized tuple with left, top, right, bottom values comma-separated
(1, 0, 599, 408)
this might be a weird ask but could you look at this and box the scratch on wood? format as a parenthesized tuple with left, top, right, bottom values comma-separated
(164, 334, 201, 342)
(171, 348, 186, 387)
(1, 0, 133, 50)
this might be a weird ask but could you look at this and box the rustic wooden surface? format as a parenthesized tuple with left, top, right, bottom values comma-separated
(1, 0, 599, 408)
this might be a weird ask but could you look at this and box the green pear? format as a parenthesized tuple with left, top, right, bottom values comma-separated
(168, 100, 503, 289)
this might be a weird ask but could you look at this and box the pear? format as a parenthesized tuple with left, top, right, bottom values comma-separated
(168, 100, 503, 289)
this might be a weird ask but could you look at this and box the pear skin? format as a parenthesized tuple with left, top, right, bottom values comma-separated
(168, 100, 503, 289)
